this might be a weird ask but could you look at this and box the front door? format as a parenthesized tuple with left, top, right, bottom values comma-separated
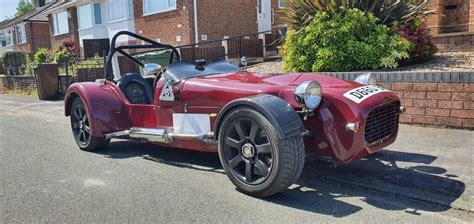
(257, 0, 272, 32)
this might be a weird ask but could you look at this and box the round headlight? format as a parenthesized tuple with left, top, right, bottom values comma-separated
(355, 73, 376, 85)
(293, 81, 322, 110)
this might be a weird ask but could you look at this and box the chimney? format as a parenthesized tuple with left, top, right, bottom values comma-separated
(35, 0, 46, 7)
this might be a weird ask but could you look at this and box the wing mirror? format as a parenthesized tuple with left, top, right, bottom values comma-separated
(144, 63, 162, 76)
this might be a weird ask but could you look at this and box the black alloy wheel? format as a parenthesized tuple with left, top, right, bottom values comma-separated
(218, 107, 305, 198)
(222, 117, 273, 185)
(70, 97, 110, 151)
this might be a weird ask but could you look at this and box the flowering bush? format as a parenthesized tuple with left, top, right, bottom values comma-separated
(61, 40, 79, 58)
(394, 19, 437, 64)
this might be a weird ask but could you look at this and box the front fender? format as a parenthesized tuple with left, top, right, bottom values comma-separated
(214, 94, 305, 140)
(64, 82, 132, 137)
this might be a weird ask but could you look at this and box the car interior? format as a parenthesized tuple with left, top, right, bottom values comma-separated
(106, 31, 241, 105)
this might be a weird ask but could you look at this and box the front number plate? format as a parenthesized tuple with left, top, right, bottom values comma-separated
(343, 85, 390, 103)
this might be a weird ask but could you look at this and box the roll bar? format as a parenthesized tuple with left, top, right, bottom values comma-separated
(104, 31, 181, 80)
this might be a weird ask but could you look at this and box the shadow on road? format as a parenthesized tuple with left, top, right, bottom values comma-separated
(93, 140, 465, 218)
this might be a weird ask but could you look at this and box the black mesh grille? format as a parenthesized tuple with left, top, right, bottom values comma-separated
(365, 103, 399, 146)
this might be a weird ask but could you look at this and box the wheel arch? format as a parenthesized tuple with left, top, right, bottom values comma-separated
(64, 82, 132, 137)
(214, 94, 305, 140)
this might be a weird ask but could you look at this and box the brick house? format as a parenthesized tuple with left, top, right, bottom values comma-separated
(133, 0, 288, 45)
(0, 0, 55, 57)
(426, 0, 474, 51)
(43, 0, 136, 58)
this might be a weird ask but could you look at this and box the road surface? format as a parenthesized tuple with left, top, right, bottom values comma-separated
(0, 94, 472, 223)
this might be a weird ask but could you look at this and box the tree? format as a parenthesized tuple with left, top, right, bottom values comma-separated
(15, 0, 35, 17)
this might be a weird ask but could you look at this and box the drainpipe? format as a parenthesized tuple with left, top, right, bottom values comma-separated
(193, 0, 198, 44)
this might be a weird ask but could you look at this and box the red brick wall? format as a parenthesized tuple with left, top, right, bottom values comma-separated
(134, 0, 260, 45)
(378, 82, 474, 129)
(432, 32, 474, 51)
(197, 0, 257, 42)
(31, 22, 51, 52)
(271, 0, 286, 28)
(49, 7, 80, 53)
(426, 0, 473, 34)
(133, 0, 194, 45)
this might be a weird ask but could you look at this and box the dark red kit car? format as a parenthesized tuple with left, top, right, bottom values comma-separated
(65, 32, 403, 197)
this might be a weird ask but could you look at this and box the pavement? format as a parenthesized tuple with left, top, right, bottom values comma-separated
(0, 94, 473, 223)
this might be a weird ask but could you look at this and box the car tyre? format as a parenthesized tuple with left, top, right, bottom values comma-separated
(70, 97, 110, 151)
(218, 107, 305, 197)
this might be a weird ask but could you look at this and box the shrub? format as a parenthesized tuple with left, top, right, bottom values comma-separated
(283, 0, 433, 31)
(394, 19, 437, 64)
(2, 51, 26, 75)
(34, 48, 53, 64)
(61, 40, 79, 59)
(282, 9, 411, 72)
(54, 48, 72, 66)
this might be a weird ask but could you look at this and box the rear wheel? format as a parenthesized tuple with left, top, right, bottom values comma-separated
(218, 107, 305, 197)
(70, 97, 110, 151)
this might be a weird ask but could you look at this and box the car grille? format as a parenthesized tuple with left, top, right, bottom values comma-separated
(365, 103, 399, 146)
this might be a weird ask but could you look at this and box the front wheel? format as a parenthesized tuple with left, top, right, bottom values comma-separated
(70, 97, 110, 151)
(218, 107, 305, 197)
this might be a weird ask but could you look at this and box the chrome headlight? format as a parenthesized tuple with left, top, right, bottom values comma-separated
(355, 73, 376, 85)
(293, 81, 322, 110)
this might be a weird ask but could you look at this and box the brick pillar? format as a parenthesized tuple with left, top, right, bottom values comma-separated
(427, 0, 443, 34)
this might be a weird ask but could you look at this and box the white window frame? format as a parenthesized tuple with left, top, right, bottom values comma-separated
(142, 0, 177, 16)
(16, 23, 27, 44)
(52, 10, 69, 36)
(78, 2, 103, 30)
(4, 28, 14, 46)
(108, 0, 134, 23)
(0, 29, 14, 47)
(278, 0, 287, 9)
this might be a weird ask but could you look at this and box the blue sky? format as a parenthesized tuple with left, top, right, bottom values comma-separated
(1, 0, 20, 21)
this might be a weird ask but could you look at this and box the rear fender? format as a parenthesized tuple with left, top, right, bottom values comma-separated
(214, 94, 305, 140)
(64, 82, 132, 137)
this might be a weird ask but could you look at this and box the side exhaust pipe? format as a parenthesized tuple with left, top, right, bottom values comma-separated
(104, 127, 215, 144)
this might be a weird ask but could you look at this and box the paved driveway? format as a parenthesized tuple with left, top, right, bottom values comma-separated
(0, 94, 472, 223)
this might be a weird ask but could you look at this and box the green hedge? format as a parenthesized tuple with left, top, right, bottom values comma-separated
(282, 9, 411, 72)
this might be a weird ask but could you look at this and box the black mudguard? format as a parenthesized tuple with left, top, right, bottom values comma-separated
(214, 94, 305, 140)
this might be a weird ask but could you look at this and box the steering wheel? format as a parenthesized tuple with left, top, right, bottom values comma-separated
(152, 68, 165, 91)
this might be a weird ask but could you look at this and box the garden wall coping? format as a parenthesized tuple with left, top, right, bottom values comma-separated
(319, 71, 474, 83)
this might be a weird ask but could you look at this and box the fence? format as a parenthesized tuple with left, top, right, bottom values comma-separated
(175, 30, 283, 64)
(1, 52, 34, 76)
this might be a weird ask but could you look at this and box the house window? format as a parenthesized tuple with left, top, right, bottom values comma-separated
(52, 11, 69, 35)
(0, 29, 14, 46)
(279, 0, 287, 8)
(94, 3, 102, 24)
(108, 0, 133, 22)
(143, 0, 176, 15)
(78, 3, 102, 29)
(16, 24, 26, 44)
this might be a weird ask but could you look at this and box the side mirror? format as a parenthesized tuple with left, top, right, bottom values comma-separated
(144, 63, 162, 76)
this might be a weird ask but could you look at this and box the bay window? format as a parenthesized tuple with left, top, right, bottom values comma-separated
(52, 11, 69, 35)
(16, 23, 26, 44)
(143, 0, 176, 15)
(78, 3, 103, 29)
(0, 29, 14, 46)
(108, 0, 133, 22)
